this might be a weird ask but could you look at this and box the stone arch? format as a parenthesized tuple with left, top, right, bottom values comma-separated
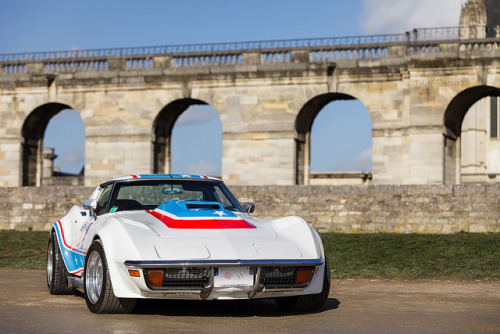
(21, 102, 79, 186)
(295, 93, 372, 185)
(153, 98, 214, 174)
(443, 85, 500, 184)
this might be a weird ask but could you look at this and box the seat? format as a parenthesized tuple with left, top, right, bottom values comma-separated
(114, 199, 143, 211)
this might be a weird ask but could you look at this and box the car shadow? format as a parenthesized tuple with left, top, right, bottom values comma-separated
(132, 297, 340, 317)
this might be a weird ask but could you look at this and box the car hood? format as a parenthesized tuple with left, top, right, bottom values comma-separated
(111, 206, 320, 261)
(117, 204, 277, 238)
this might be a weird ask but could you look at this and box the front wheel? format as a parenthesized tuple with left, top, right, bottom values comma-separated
(84, 240, 136, 314)
(47, 232, 74, 295)
(275, 257, 331, 312)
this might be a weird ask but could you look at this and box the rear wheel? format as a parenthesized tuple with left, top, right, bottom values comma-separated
(275, 257, 331, 312)
(47, 232, 74, 295)
(84, 240, 136, 314)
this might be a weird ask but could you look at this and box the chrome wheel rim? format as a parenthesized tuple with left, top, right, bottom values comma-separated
(47, 239, 53, 286)
(85, 250, 103, 304)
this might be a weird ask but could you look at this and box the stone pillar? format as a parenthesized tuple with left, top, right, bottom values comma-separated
(407, 128, 445, 184)
(222, 131, 296, 185)
(215, 88, 300, 186)
(107, 56, 127, 71)
(0, 139, 21, 186)
(84, 134, 152, 186)
(372, 129, 406, 184)
(294, 132, 310, 185)
(152, 56, 172, 69)
(444, 135, 458, 184)
(77, 89, 158, 186)
(42, 147, 57, 179)
(241, 52, 261, 65)
(459, 0, 487, 39)
(25, 61, 44, 74)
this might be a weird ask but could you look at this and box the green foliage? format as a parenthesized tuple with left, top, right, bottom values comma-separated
(0, 231, 499, 279)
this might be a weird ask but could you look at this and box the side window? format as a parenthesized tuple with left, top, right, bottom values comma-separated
(214, 186, 236, 211)
(95, 185, 112, 216)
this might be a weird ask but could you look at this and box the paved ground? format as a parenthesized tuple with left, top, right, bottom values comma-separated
(0, 269, 499, 333)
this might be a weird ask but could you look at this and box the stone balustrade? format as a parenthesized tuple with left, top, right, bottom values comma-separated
(2, 27, 499, 76)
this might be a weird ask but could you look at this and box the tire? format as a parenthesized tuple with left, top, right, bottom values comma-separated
(275, 257, 331, 312)
(84, 240, 136, 314)
(47, 232, 74, 295)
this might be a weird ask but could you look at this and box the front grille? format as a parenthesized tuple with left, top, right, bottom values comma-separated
(150, 267, 210, 289)
(259, 266, 298, 288)
(144, 265, 312, 291)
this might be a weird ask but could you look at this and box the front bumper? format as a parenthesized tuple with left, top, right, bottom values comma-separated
(122, 258, 325, 300)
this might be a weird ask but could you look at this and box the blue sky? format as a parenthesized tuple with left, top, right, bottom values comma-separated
(0, 0, 463, 175)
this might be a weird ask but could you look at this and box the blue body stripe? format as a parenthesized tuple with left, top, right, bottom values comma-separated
(53, 222, 85, 274)
(157, 200, 238, 218)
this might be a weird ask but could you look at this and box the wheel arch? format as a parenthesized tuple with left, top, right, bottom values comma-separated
(50, 219, 85, 275)
(270, 216, 324, 259)
(89, 219, 144, 298)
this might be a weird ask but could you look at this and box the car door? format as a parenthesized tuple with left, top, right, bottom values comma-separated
(77, 183, 113, 253)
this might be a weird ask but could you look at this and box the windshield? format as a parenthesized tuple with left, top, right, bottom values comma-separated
(107, 180, 243, 213)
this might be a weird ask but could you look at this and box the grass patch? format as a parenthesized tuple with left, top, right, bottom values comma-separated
(321, 233, 500, 279)
(0, 231, 499, 279)
(0, 231, 49, 270)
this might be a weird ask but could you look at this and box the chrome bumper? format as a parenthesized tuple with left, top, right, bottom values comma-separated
(124, 258, 324, 300)
(124, 258, 324, 267)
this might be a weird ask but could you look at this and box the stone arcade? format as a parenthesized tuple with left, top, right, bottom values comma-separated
(0, 0, 499, 188)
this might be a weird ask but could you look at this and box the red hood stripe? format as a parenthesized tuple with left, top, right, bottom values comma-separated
(147, 210, 256, 229)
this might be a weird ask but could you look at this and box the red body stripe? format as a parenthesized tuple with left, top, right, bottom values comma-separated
(56, 220, 86, 255)
(57, 220, 72, 249)
(147, 210, 256, 229)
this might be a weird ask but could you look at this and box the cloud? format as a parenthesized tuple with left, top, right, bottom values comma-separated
(55, 147, 85, 174)
(334, 148, 372, 172)
(188, 160, 221, 177)
(359, 0, 462, 34)
(175, 105, 218, 126)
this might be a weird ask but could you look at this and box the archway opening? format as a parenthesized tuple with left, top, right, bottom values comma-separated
(153, 99, 222, 177)
(295, 93, 372, 185)
(21, 103, 85, 186)
(444, 86, 500, 184)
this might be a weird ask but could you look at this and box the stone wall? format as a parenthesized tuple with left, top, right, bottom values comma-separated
(234, 185, 500, 233)
(0, 186, 92, 231)
(1, 185, 499, 233)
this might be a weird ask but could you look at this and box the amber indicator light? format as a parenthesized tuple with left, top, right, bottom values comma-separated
(128, 269, 141, 277)
(295, 267, 312, 285)
(146, 269, 165, 287)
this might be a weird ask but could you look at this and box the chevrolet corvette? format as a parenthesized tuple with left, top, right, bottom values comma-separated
(46, 174, 330, 313)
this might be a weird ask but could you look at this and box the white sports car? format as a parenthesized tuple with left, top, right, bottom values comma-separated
(47, 174, 330, 313)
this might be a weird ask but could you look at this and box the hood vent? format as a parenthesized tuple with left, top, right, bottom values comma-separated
(186, 203, 222, 210)
(156, 200, 224, 214)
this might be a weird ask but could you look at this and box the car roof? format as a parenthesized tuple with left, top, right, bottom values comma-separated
(103, 174, 221, 185)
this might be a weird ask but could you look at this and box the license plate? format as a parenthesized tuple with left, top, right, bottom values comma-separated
(214, 267, 254, 287)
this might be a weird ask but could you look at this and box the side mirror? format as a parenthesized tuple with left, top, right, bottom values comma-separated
(241, 202, 255, 214)
(83, 199, 97, 210)
(83, 199, 97, 217)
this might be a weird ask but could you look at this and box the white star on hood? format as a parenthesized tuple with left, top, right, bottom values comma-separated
(214, 210, 226, 217)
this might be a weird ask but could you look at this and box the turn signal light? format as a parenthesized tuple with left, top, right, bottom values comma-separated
(128, 269, 141, 277)
(146, 269, 165, 287)
(296, 267, 312, 285)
